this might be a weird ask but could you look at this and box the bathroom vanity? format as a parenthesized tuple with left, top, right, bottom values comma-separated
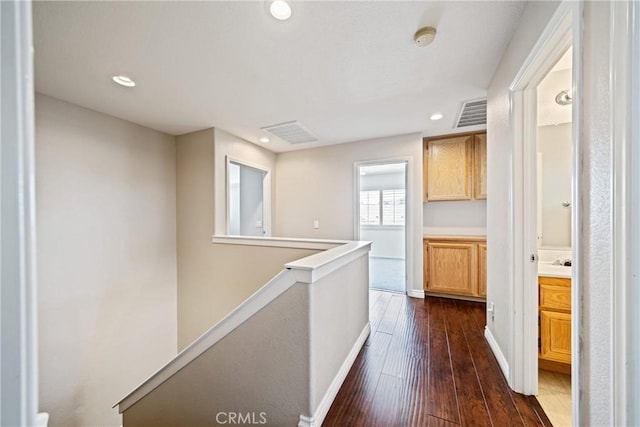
(538, 261, 572, 374)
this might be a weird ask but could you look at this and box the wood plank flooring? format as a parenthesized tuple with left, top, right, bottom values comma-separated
(324, 291, 552, 427)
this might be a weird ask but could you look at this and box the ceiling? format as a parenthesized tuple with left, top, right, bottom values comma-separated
(537, 48, 573, 127)
(33, 1, 526, 153)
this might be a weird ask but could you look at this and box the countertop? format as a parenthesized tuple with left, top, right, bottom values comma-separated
(422, 226, 486, 237)
(538, 262, 571, 278)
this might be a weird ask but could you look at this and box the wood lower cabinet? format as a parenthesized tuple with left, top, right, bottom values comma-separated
(477, 243, 487, 297)
(539, 276, 571, 373)
(423, 236, 486, 299)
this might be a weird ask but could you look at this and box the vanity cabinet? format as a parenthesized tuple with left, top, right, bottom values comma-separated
(423, 132, 487, 202)
(423, 236, 486, 299)
(538, 276, 571, 374)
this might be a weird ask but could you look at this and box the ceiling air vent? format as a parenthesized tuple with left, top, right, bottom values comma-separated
(455, 99, 487, 128)
(261, 121, 318, 144)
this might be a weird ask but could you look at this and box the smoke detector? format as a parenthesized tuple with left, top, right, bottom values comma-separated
(414, 27, 437, 47)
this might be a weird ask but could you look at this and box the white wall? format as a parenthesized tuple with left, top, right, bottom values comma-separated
(538, 123, 572, 248)
(213, 128, 275, 236)
(35, 94, 178, 427)
(360, 228, 404, 258)
(486, 0, 560, 375)
(275, 133, 423, 295)
(423, 200, 487, 229)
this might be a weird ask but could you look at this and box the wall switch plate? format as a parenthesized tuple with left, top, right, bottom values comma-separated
(313, 220, 319, 229)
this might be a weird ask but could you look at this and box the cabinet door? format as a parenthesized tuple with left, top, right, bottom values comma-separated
(426, 242, 475, 295)
(424, 136, 472, 201)
(477, 243, 487, 297)
(540, 310, 571, 363)
(473, 133, 487, 200)
(423, 241, 429, 291)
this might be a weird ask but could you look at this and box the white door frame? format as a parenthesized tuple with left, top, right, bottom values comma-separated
(611, 1, 640, 423)
(225, 156, 272, 237)
(354, 158, 411, 295)
(508, 0, 579, 414)
(1, 0, 40, 425)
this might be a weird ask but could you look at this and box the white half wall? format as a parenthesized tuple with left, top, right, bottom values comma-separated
(176, 129, 319, 348)
(274, 133, 423, 294)
(35, 94, 178, 427)
(486, 0, 560, 380)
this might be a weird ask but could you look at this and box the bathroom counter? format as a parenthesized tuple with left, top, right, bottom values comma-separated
(538, 262, 571, 278)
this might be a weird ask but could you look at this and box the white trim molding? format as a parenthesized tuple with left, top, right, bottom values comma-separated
(225, 155, 272, 237)
(610, 1, 640, 424)
(212, 235, 348, 250)
(1, 1, 40, 425)
(407, 289, 425, 299)
(484, 327, 510, 381)
(298, 323, 371, 427)
(286, 241, 371, 283)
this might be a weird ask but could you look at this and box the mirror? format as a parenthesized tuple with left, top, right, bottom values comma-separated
(536, 48, 572, 249)
(227, 159, 269, 237)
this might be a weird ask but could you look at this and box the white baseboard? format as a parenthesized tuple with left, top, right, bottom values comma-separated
(484, 326, 510, 380)
(298, 322, 371, 427)
(407, 289, 425, 299)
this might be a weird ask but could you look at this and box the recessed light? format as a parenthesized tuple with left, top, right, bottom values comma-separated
(259, 137, 270, 143)
(112, 75, 136, 87)
(430, 113, 444, 121)
(269, 0, 292, 20)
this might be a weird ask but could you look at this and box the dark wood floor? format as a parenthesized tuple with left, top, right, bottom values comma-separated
(324, 291, 552, 427)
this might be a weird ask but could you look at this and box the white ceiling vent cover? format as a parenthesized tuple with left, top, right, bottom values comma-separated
(455, 99, 487, 128)
(261, 121, 318, 144)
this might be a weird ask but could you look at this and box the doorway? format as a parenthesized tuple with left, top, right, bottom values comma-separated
(508, 1, 579, 424)
(226, 159, 270, 237)
(357, 162, 407, 294)
(534, 46, 573, 427)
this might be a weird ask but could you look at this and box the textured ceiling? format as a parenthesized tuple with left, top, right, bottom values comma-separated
(33, 1, 526, 152)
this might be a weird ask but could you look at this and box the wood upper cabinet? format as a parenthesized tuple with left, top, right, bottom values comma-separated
(424, 135, 472, 201)
(473, 133, 487, 200)
(423, 236, 486, 299)
(423, 131, 487, 202)
(538, 276, 572, 372)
